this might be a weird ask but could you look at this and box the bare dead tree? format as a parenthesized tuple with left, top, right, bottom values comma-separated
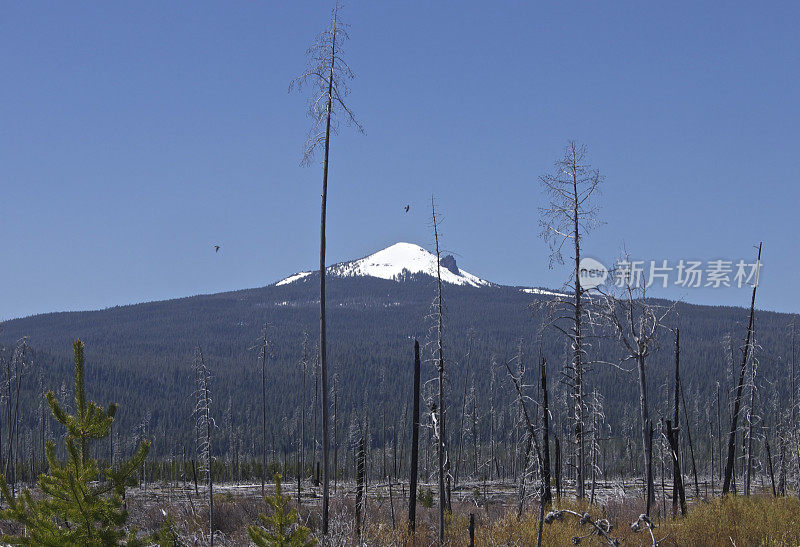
(777, 431, 787, 496)
(313, 348, 320, 485)
(679, 385, 700, 500)
(333, 371, 339, 493)
(536, 356, 553, 547)
(255, 323, 272, 498)
(744, 344, 762, 496)
(788, 319, 800, 499)
(489, 363, 497, 480)
(408, 339, 421, 532)
(431, 197, 447, 545)
(791, 320, 797, 429)
(538, 141, 602, 500)
(291, 2, 363, 534)
(597, 269, 674, 516)
(502, 359, 544, 521)
(589, 388, 605, 505)
(669, 328, 687, 517)
(709, 414, 716, 495)
(193, 346, 214, 546)
(470, 380, 479, 477)
(455, 330, 475, 487)
(355, 428, 366, 539)
(0, 341, 7, 478)
(766, 435, 777, 496)
(37, 368, 46, 476)
(299, 332, 308, 493)
(540, 356, 552, 507)
(723, 242, 762, 494)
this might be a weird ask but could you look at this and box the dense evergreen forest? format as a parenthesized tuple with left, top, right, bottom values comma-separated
(0, 271, 795, 486)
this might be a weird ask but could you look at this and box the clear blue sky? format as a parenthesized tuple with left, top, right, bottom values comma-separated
(2, 1, 798, 320)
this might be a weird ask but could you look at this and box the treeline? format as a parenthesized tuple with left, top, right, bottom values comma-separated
(0, 276, 796, 487)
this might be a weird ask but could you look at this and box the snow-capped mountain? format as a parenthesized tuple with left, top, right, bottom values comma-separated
(275, 242, 493, 288)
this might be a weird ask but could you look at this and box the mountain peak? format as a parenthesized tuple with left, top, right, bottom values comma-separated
(275, 242, 492, 287)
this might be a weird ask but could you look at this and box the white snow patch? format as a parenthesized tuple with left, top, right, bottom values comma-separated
(327, 242, 492, 287)
(274, 242, 493, 287)
(275, 271, 312, 286)
(521, 287, 569, 298)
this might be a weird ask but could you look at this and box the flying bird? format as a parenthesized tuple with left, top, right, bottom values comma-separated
(404, 205, 410, 212)
(214, 245, 220, 253)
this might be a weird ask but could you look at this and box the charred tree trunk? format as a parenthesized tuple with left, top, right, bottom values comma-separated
(637, 353, 654, 514)
(355, 432, 365, 538)
(432, 199, 447, 546)
(540, 356, 552, 507)
(567, 155, 587, 501)
(723, 242, 762, 495)
(744, 362, 757, 496)
(766, 440, 777, 496)
(455, 367, 469, 487)
(259, 326, 268, 498)
(554, 435, 562, 502)
(666, 420, 687, 517)
(680, 382, 700, 499)
(517, 431, 533, 519)
(408, 340, 421, 532)
(671, 330, 687, 517)
(333, 378, 339, 493)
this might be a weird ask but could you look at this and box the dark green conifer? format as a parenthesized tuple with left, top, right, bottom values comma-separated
(248, 473, 316, 546)
(0, 339, 150, 546)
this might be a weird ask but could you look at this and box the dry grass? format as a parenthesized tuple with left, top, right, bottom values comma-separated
(41, 482, 800, 545)
(666, 495, 800, 546)
(362, 495, 800, 546)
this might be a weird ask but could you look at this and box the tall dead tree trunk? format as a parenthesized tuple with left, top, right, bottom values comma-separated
(408, 339, 421, 532)
(333, 375, 339, 493)
(540, 356, 552, 507)
(680, 382, 700, 499)
(717, 383, 723, 483)
(455, 334, 473, 487)
(355, 431, 365, 539)
(300, 337, 307, 490)
(599, 276, 671, 516)
(539, 142, 602, 500)
(571, 174, 585, 502)
(317, 70, 332, 534)
(554, 435, 562, 502)
(791, 321, 800, 500)
(431, 197, 447, 546)
(744, 358, 758, 496)
(671, 329, 687, 517)
(193, 347, 213, 546)
(313, 353, 320, 486)
(766, 439, 777, 496)
(589, 389, 600, 504)
(503, 360, 544, 522)
(723, 242, 762, 495)
(258, 325, 269, 498)
(489, 367, 496, 481)
(666, 420, 686, 517)
(637, 353, 655, 514)
(292, 4, 363, 533)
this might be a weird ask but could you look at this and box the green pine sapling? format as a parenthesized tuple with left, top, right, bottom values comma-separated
(248, 473, 316, 546)
(0, 339, 150, 545)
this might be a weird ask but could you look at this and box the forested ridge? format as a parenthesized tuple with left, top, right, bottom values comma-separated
(0, 271, 794, 470)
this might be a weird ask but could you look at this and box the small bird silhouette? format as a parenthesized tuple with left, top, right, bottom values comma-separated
(214, 245, 220, 253)
(404, 204, 410, 212)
